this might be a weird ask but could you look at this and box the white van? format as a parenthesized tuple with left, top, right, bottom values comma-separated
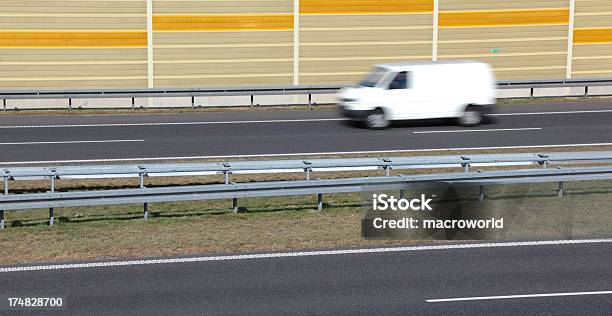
(337, 61, 496, 129)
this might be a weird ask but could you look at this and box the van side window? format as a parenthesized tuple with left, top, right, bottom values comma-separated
(388, 71, 411, 90)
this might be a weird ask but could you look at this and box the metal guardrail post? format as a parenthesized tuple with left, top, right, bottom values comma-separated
(139, 171, 146, 189)
(2, 99, 5, 111)
(538, 154, 550, 168)
(479, 185, 485, 202)
(303, 161, 312, 180)
(383, 159, 392, 176)
(191, 96, 195, 109)
(461, 157, 471, 172)
(585, 86, 589, 98)
(558, 181, 564, 197)
(49, 208, 54, 227)
(232, 198, 238, 214)
(223, 163, 231, 184)
(139, 169, 149, 220)
(317, 193, 323, 211)
(49, 170, 56, 227)
(138, 167, 148, 219)
(2, 175, 7, 195)
(222, 164, 236, 212)
(0, 175, 6, 230)
(399, 189, 405, 199)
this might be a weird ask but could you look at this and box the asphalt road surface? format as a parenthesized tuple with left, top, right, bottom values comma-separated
(0, 102, 611, 163)
(2, 240, 612, 315)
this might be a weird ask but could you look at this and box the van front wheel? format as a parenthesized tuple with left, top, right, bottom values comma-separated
(365, 109, 389, 129)
(458, 106, 483, 126)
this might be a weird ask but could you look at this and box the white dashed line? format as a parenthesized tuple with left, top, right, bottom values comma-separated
(0, 139, 144, 146)
(413, 127, 542, 134)
(491, 109, 612, 116)
(1, 238, 611, 273)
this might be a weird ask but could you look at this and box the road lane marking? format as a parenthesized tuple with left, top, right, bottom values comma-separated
(491, 109, 612, 116)
(1, 238, 611, 273)
(0, 109, 610, 129)
(2, 143, 612, 165)
(0, 118, 347, 129)
(413, 127, 542, 134)
(427, 291, 612, 303)
(0, 139, 144, 146)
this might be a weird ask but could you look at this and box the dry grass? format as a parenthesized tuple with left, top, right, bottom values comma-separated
(0, 194, 413, 265)
(1, 180, 611, 266)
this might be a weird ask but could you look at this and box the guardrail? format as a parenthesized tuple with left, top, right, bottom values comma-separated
(0, 85, 341, 100)
(3, 151, 612, 186)
(1, 151, 612, 229)
(1, 77, 611, 110)
(1, 165, 611, 229)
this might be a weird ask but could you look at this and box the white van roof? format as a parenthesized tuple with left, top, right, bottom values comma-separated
(377, 60, 486, 71)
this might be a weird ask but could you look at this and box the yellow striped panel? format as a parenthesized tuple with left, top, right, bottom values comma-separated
(439, 8, 569, 28)
(153, 14, 293, 32)
(300, 0, 433, 15)
(574, 28, 612, 45)
(0, 31, 146, 48)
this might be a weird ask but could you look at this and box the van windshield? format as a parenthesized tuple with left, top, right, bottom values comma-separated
(359, 67, 387, 87)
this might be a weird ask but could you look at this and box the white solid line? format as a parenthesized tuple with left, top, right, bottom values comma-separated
(0, 139, 144, 146)
(2, 143, 612, 165)
(413, 128, 542, 134)
(1, 238, 611, 273)
(0, 118, 347, 129)
(427, 290, 612, 303)
(492, 109, 612, 116)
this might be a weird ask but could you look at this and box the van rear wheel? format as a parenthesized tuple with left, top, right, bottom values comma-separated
(365, 109, 389, 129)
(458, 106, 483, 126)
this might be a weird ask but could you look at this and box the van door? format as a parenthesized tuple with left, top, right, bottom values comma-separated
(384, 71, 415, 120)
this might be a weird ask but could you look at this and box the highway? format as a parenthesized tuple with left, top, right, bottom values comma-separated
(2, 240, 612, 315)
(0, 101, 611, 163)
